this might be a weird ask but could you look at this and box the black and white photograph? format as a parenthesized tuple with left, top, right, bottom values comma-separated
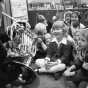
(0, 0, 88, 88)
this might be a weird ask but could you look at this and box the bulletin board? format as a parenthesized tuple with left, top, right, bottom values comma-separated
(10, 0, 28, 21)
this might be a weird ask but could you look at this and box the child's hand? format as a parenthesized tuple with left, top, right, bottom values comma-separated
(63, 69, 76, 77)
(56, 59, 61, 64)
(45, 62, 57, 70)
(63, 65, 76, 77)
(45, 57, 50, 62)
(37, 38, 43, 43)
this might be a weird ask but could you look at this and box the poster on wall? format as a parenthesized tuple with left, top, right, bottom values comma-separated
(10, 0, 28, 22)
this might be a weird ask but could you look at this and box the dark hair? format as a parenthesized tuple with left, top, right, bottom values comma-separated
(17, 22, 26, 28)
(0, 32, 10, 43)
(0, 0, 3, 2)
(37, 14, 46, 23)
(84, 53, 88, 62)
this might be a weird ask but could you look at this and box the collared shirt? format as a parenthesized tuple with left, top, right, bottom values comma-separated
(51, 35, 74, 47)
(47, 35, 74, 64)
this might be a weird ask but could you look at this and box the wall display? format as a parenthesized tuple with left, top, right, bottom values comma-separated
(10, 0, 28, 21)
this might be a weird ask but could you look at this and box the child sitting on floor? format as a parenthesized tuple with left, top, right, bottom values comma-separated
(34, 33, 52, 67)
(35, 21, 74, 74)
(63, 29, 88, 88)
(33, 22, 47, 62)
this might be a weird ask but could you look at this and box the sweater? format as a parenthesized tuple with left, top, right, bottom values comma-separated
(47, 38, 74, 66)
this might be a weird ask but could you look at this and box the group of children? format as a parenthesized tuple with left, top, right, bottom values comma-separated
(0, 8, 88, 87)
(32, 11, 88, 88)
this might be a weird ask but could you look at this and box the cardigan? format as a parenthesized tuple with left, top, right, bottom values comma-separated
(47, 39, 74, 66)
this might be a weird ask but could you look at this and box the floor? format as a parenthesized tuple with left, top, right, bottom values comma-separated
(4, 63, 88, 88)
(13, 74, 76, 88)
(5, 72, 88, 88)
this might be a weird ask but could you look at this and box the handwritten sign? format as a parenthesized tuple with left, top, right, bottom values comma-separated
(10, 0, 28, 21)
